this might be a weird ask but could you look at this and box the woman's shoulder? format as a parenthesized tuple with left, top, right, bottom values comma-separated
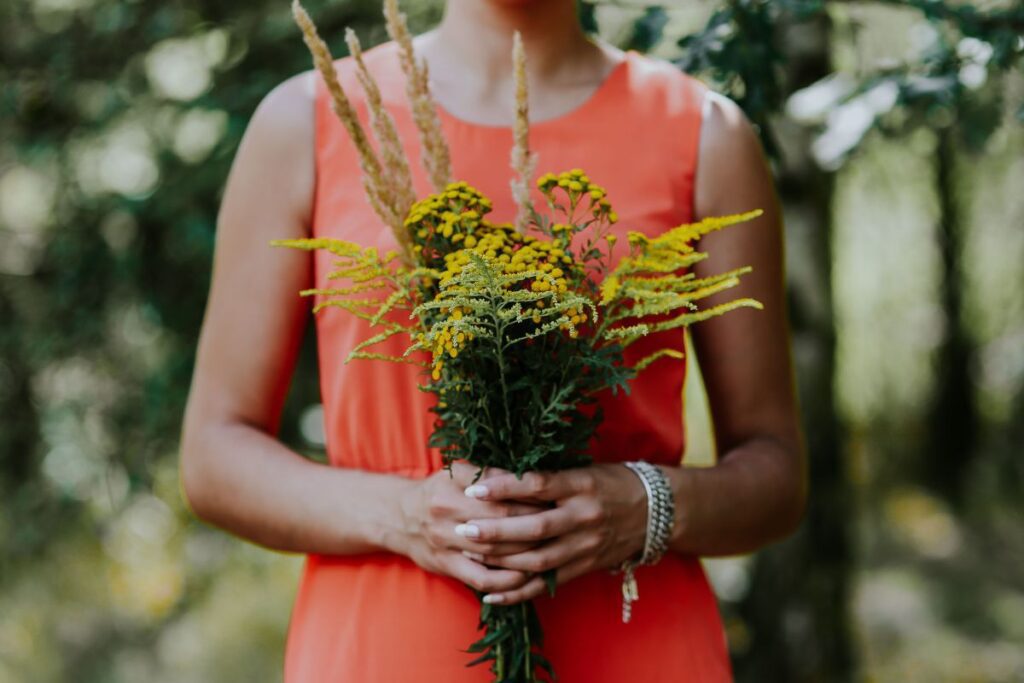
(229, 69, 318, 224)
(242, 38, 405, 156)
(326, 39, 408, 106)
(251, 69, 317, 135)
(253, 38, 404, 122)
(239, 68, 317, 170)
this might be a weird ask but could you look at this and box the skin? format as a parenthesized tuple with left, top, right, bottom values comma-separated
(178, 0, 806, 609)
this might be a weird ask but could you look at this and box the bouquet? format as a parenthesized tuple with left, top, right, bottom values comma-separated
(272, 2, 763, 680)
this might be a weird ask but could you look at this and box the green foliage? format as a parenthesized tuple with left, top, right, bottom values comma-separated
(624, 0, 1024, 161)
(623, 7, 670, 53)
(677, 1, 793, 159)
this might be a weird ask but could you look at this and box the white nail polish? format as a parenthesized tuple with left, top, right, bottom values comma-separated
(482, 594, 504, 604)
(462, 550, 485, 562)
(454, 523, 480, 538)
(464, 484, 489, 499)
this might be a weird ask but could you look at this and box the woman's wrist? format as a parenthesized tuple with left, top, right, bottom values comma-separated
(382, 475, 422, 557)
(318, 468, 421, 557)
(617, 464, 649, 562)
(656, 464, 694, 554)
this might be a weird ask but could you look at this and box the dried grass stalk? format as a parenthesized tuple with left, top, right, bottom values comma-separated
(345, 28, 417, 238)
(292, 0, 412, 263)
(384, 0, 452, 193)
(510, 31, 537, 235)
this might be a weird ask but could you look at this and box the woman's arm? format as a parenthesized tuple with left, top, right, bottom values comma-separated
(179, 70, 408, 555)
(450, 91, 807, 604)
(178, 72, 538, 594)
(662, 90, 807, 555)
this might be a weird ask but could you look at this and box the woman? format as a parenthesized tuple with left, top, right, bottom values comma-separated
(178, 0, 807, 680)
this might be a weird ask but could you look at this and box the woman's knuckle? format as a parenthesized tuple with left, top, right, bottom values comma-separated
(426, 494, 449, 518)
(532, 518, 550, 538)
(527, 472, 548, 495)
(581, 533, 602, 552)
(425, 527, 445, 548)
(524, 555, 548, 573)
(497, 575, 521, 592)
(579, 502, 605, 526)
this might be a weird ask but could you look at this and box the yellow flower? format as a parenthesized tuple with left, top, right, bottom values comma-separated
(600, 275, 621, 304)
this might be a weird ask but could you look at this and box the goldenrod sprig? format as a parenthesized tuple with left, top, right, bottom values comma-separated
(269, 236, 425, 361)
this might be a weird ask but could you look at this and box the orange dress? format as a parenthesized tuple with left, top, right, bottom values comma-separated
(284, 41, 733, 682)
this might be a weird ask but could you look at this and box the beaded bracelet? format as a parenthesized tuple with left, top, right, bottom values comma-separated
(617, 461, 676, 623)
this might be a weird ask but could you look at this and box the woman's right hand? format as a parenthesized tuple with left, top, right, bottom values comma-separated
(395, 461, 546, 594)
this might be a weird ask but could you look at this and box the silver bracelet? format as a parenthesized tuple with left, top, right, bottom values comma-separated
(617, 460, 676, 623)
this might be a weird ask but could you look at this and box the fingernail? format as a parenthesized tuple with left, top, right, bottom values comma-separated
(482, 594, 504, 604)
(464, 484, 489, 499)
(454, 523, 480, 538)
(462, 550, 485, 562)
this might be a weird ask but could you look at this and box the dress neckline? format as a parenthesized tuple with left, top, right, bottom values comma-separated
(432, 50, 634, 132)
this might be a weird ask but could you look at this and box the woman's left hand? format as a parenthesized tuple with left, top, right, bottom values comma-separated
(454, 463, 651, 605)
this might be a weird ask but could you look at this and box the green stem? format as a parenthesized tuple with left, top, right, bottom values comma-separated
(489, 291, 514, 443)
(522, 602, 533, 682)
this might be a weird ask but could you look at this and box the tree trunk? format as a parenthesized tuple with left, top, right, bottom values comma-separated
(733, 12, 855, 682)
(922, 127, 977, 507)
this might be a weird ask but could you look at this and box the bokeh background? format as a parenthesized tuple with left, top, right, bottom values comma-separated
(1, 0, 1022, 681)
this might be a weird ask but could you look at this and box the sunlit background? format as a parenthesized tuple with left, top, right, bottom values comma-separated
(1, 0, 1022, 681)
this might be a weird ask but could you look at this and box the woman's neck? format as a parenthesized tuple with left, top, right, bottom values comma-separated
(413, 0, 622, 125)
(428, 0, 597, 82)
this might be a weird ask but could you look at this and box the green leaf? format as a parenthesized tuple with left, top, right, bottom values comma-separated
(543, 569, 558, 598)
